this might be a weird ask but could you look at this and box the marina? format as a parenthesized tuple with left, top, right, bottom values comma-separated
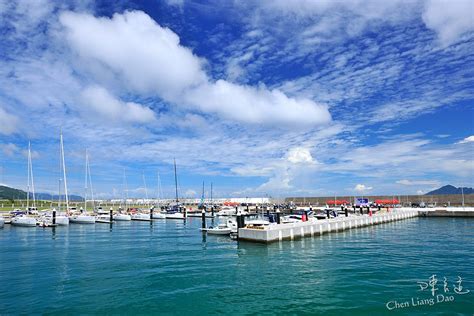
(0, 0, 473, 314)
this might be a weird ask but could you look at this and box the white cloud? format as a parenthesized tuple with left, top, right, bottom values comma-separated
(287, 147, 314, 164)
(1, 143, 19, 157)
(354, 184, 373, 192)
(81, 85, 156, 123)
(184, 189, 197, 197)
(457, 135, 474, 144)
(396, 179, 440, 186)
(0, 107, 19, 135)
(422, 0, 474, 47)
(60, 10, 331, 126)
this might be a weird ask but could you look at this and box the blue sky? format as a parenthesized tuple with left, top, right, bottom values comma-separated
(0, 0, 473, 199)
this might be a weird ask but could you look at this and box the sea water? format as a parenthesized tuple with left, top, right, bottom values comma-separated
(0, 217, 472, 315)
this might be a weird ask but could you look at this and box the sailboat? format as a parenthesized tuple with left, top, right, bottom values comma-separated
(11, 142, 37, 227)
(165, 159, 185, 220)
(130, 171, 151, 221)
(113, 170, 131, 221)
(40, 133, 70, 226)
(69, 148, 95, 224)
(152, 171, 166, 219)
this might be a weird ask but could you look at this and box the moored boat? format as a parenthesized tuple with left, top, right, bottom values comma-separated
(69, 214, 96, 224)
(11, 215, 37, 227)
(113, 213, 132, 221)
(131, 211, 151, 221)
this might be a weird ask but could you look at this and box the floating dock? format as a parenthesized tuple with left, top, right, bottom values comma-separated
(238, 210, 419, 243)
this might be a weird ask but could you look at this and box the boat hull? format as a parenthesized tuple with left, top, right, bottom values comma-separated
(0, 217, 4, 228)
(152, 213, 166, 219)
(131, 214, 151, 221)
(11, 216, 37, 227)
(54, 216, 70, 226)
(165, 213, 185, 220)
(69, 215, 95, 224)
(203, 228, 232, 235)
(114, 214, 131, 221)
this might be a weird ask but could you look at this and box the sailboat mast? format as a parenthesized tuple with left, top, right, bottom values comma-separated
(29, 143, 36, 208)
(143, 171, 149, 207)
(58, 138, 62, 213)
(174, 158, 178, 204)
(87, 154, 95, 211)
(60, 131, 69, 212)
(26, 142, 30, 211)
(123, 169, 128, 210)
(84, 149, 88, 212)
(210, 182, 213, 205)
(157, 171, 162, 207)
(200, 181, 205, 206)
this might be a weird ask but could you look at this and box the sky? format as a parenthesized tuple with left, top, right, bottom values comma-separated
(0, 0, 473, 199)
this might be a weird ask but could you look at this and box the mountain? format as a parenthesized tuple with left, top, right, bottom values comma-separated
(426, 185, 474, 195)
(0, 185, 83, 201)
(0, 185, 27, 200)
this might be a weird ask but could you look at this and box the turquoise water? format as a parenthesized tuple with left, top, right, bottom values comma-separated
(0, 217, 472, 315)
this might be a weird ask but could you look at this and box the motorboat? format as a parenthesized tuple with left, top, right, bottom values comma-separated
(201, 218, 236, 235)
(11, 214, 37, 227)
(202, 225, 231, 235)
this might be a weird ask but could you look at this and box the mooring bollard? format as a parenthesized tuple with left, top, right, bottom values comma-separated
(110, 208, 113, 222)
(276, 210, 281, 224)
(52, 210, 56, 225)
(183, 207, 187, 218)
(237, 214, 245, 229)
(326, 209, 330, 219)
(201, 210, 206, 229)
(345, 207, 348, 217)
(150, 206, 154, 219)
(266, 206, 270, 217)
(211, 206, 214, 217)
(304, 210, 308, 222)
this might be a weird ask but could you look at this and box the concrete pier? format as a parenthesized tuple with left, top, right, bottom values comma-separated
(238, 210, 419, 243)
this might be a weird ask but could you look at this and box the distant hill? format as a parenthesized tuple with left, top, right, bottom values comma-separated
(0, 185, 83, 201)
(35, 192, 84, 201)
(426, 185, 474, 195)
(0, 185, 27, 200)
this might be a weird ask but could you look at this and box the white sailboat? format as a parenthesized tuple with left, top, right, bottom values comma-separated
(152, 171, 166, 219)
(113, 169, 131, 221)
(127, 170, 150, 222)
(11, 142, 37, 227)
(69, 147, 95, 224)
(40, 134, 70, 226)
